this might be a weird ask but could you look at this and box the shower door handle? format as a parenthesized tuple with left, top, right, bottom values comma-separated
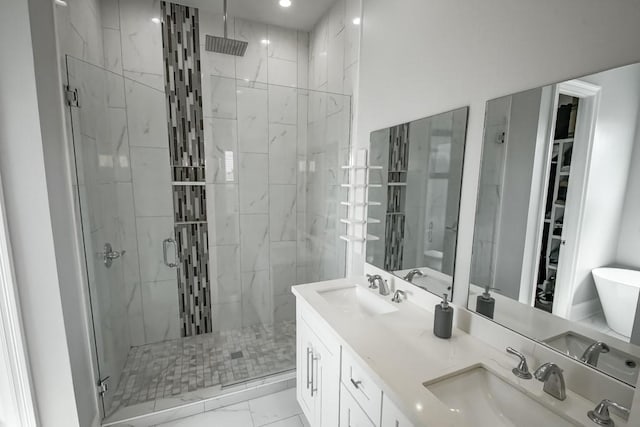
(163, 238, 178, 268)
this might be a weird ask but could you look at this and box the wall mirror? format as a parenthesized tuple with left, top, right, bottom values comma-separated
(470, 62, 640, 386)
(366, 107, 469, 297)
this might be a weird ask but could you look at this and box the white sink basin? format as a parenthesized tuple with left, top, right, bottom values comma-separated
(317, 286, 398, 316)
(424, 366, 578, 427)
(544, 331, 640, 385)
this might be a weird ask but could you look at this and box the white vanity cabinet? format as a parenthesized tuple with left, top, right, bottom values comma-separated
(296, 307, 340, 427)
(340, 384, 376, 427)
(296, 298, 416, 427)
(341, 349, 382, 425)
(381, 394, 415, 427)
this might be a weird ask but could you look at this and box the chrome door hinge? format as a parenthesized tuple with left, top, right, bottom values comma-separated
(97, 376, 110, 397)
(65, 85, 80, 107)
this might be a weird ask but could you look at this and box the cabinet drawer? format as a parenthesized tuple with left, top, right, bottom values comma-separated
(340, 384, 376, 427)
(381, 394, 415, 427)
(341, 349, 382, 423)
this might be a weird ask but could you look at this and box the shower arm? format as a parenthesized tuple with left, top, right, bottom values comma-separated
(223, 0, 228, 38)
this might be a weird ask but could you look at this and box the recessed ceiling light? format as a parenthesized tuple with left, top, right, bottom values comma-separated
(55, 0, 68, 6)
(279, 0, 292, 8)
(151, 17, 162, 24)
(261, 39, 271, 45)
(352, 17, 361, 25)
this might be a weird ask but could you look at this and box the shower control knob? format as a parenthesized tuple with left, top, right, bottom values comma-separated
(101, 243, 125, 268)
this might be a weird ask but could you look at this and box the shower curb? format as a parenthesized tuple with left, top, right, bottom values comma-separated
(102, 371, 296, 427)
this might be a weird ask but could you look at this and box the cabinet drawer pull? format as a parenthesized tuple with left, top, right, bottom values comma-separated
(350, 378, 362, 389)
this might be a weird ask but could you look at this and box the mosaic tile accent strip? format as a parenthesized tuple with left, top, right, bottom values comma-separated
(161, 1, 205, 174)
(173, 185, 207, 223)
(384, 124, 409, 271)
(109, 320, 296, 412)
(161, 1, 212, 337)
(175, 223, 212, 336)
(173, 165, 206, 182)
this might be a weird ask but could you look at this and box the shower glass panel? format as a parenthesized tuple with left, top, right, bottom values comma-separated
(66, 56, 137, 417)
(66, 55, 350, 420)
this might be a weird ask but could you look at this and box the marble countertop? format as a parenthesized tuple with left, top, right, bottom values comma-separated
(292, 277, 627, 427)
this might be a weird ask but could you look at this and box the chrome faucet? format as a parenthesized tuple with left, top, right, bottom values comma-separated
(588, 399, 629, 426)
(403, 269, 424, 282)
(581, 342, 610, 367)
(366, 274, 390, 296)
(534, 362, 566, 400)
(506, 347, 532, 379)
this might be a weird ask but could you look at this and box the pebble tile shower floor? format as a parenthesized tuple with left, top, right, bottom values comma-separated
(110, 320, 296, 413)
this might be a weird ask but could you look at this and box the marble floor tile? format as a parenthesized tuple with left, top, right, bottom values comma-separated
(248, 388, 301, 427)
(156, 402, 253, 427)
(262, 415, 304, 427)
(153, 389, 303, 427)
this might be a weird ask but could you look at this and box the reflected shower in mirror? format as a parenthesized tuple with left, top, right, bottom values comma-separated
(366, 107, 468, 297)
(469, 62, 640, 386)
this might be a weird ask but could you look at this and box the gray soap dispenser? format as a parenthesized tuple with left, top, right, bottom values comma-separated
(434, 293, 453, 339)
(476, 285, 496, 319)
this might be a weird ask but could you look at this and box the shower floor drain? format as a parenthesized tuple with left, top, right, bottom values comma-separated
(230, 351, 244, 359)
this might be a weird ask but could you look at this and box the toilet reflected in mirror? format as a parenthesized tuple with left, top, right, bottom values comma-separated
(469, 62, 640, 386)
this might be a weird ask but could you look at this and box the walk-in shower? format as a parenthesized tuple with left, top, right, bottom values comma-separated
(65, 2, 351, 418)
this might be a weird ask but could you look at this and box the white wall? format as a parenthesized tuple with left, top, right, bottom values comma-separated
(0, 1, 82, 425)
(571, 64, 640, 306)
(355, 0, 640, 311)
(616, 84, 640, 269)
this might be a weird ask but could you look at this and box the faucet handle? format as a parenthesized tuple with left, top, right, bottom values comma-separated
(506, 347, 532, 379)
(588, 399, 630, 426)
(391, 289, 406, 303)
(366, 274, 378, 289)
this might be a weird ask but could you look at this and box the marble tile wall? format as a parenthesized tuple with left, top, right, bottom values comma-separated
(198, 10, 311, 331)
(55, 0, 105, 70)
(104, 0, 182, 346)
(305, 0, 361, 281)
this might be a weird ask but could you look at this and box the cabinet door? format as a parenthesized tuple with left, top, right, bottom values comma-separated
(297, 315, 315, 422)
(340, 384, 376, 427)
(381, 395, 415, 427)
(315, 335, 340, 427)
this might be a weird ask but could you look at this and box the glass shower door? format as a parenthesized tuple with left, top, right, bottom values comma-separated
(66, 56, 131, 417)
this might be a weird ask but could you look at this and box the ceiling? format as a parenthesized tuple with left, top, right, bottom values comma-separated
(179, 0, 336, 31)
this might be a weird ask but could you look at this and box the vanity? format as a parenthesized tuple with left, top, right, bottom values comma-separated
(293, 276, 626, 426)
(294, 63, 640, 424)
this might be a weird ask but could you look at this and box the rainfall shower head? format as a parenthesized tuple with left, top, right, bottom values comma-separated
(205, 0, 248, 56)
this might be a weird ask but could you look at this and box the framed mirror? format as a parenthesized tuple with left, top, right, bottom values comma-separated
(366, 107, 469, 297)
(470, 62, 640, 386)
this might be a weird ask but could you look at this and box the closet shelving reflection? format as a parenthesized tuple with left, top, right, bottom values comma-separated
(340, 149, 383, 244)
